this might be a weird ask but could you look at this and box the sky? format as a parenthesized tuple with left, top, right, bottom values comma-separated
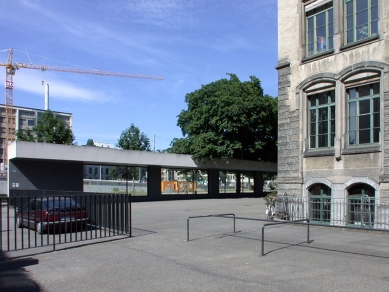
(0, 0, 278, 151)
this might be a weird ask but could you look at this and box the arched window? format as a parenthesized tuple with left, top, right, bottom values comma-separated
(347, 184, 375, 228)
(309, 184, 331, 224)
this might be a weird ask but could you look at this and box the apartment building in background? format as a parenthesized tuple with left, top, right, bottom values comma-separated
(0, 105, 72, 166)
(277, 0, 388, 225)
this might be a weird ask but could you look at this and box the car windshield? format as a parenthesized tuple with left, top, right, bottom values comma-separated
(43, 198, 81, 210)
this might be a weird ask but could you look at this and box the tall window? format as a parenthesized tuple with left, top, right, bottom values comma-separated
(308, 90, 335, 149)
(309, 184, 331, 224)
(345, 0, 379, 44)
(347, 82, 380, 145)
(348, 184, 375, 228)
(306, 3, 334, 57)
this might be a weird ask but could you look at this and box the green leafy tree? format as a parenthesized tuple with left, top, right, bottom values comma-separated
(170, 74, 278, 162)
(16, 128, 35, 142)
(86, 138, 95, 146)
(117, 123, 151, 151)
(16, 110, 75, 144)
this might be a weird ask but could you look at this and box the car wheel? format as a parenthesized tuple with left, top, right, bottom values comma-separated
(37, 222, 43, 234)
(17, 218, 23, 228)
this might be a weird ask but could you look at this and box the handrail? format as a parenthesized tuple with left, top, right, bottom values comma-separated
(187, 213, 236, 241)
(186, 213, 312, 255)
(261, 219, 310, 256)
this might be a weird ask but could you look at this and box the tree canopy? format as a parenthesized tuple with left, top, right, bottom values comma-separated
(116, 123, 151, 151)
(169, 74, 278, 162)
(16, 110, 75, 144)
(86, 138, 95, 146)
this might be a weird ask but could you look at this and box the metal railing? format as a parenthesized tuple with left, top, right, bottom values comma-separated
(187, 214, 236, 241)
(186, 214, 311, 256)
(273, 195, 389, 230)
(1, 191, 131, 256)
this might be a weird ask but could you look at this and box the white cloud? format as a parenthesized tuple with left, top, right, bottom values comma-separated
(14, 71, 117, 104)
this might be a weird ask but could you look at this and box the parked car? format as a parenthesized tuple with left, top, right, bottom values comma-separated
(16, 197, 88, 234)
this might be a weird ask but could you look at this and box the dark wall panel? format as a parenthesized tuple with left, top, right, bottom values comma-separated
(9, 159, 83, 192)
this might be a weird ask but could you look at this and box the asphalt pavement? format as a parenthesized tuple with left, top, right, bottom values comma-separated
(1, 198, 389, 291)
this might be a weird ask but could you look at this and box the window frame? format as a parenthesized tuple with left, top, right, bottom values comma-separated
(344, 0, 379, 45)
(347, 184, 375, 228)
(309, 184, 332, 225)
(305, 2, 334, 58)
(307, 90, 336, 150)
(346, 82, 380, 147)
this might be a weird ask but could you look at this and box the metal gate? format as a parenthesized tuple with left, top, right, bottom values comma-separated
(1, 191, 131, 257)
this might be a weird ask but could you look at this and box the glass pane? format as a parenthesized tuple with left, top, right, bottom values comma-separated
(330, 133, 335, 146)
(373, 128, 380, 143)
(356, 10, 368, 27)
(318, 108, 328, 121)
(347, 29, 355, 43)
(308, 43, 315, 56)
(310, 122, 316, 135)
(373, 113, 380, 127)
(308, 96, 317, 107)
(359, 115, 370, 129)
(371, 20, 378, 36)
(310, 109, 316, 122)
(219, 171, 226, 193)
(310, 136, 316, 148)
(358, 85, 370, 98)
(348, 88, 356, 100)
(316, 11, 326, 27)
(318, 134, 328, 148)
(328, 38, 334, 51)
(349, 116, 356, 131)
(331, 120, 335, 132)
(330, 105, 335, 119)
(346, 0, 354, 16)
(356, 0, 368, 12)
(318, 93, 328, 105)
(373, 97, 380, 112)
(318, 121, 328, 134)
(371, 0, 378, 6)
(310, 185, 321, 196)
(371, 5, 378, 21)
(359, 99, 370, 114)
(328, 8, 333, 22)
(347, 15, 354, 30)
(372, 83, 380, 95)
(359, 129, 370, 144)
(349, 131, 356, 145)
(357, 24, 368, 40)
(349, 102, 356, 116)
(317, 35, 326, 51)
(307, 17, 314, 30)
(330, 91, 335, 103)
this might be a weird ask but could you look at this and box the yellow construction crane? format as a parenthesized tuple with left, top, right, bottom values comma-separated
(0, 48, 163, 167)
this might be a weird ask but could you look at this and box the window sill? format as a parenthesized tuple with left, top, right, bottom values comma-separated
(302, 49, 334, 64)
(303, 149, 335, 158)
(340, 35, 380, 51)
(342, 145, 381, 155)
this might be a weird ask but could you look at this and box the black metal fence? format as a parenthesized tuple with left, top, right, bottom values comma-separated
(1, 191, 131, 256)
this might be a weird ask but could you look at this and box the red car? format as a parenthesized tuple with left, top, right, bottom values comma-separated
(16, 197, 88, 234)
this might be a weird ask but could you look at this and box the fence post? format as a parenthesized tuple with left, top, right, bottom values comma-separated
(187, 218, 190, 241)
(307, 219, 310, 243)
(261, 226, 265, 256)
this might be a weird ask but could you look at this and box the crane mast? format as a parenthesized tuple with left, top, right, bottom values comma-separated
(1, 48, 163, 171)
(4, 48, 15, 168)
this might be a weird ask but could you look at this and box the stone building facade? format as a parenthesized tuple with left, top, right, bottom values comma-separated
(277, 0, 389, 226)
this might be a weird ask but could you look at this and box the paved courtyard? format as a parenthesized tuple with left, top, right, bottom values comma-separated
(1, 197, 389, 291)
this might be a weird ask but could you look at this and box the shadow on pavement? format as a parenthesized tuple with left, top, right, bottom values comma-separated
(0, 251, 41, 292)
